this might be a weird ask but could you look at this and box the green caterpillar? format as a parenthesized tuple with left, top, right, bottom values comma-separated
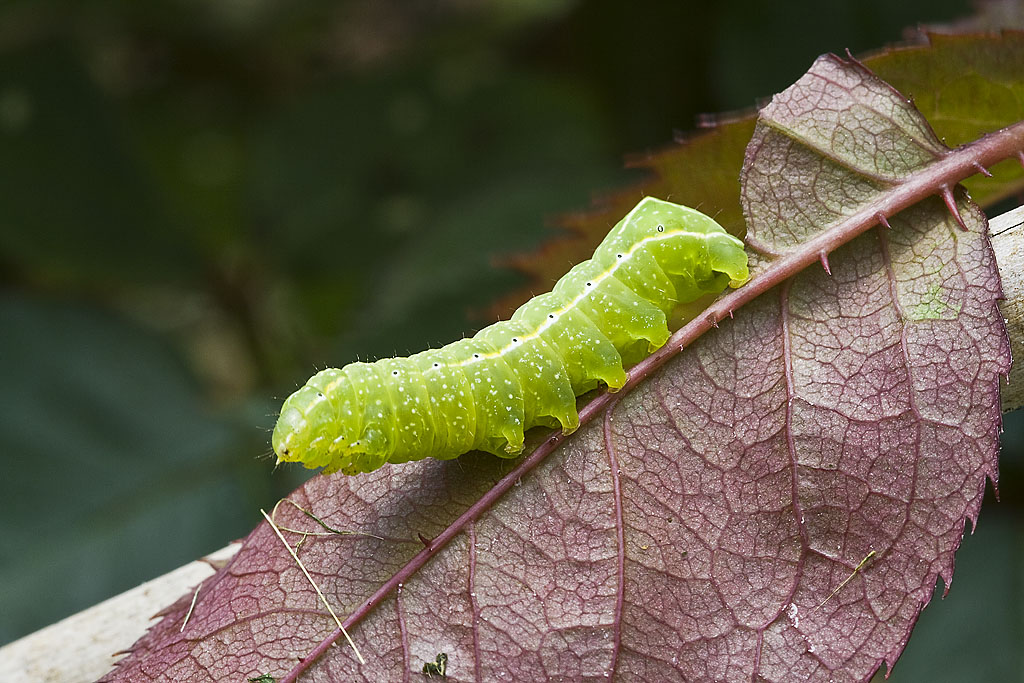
(273, 197, 749, 475)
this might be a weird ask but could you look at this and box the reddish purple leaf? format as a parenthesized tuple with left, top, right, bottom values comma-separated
(101, 56, 1016, 682)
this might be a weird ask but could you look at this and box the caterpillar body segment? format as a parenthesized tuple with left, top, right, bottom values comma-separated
(273, 197, 749, 475)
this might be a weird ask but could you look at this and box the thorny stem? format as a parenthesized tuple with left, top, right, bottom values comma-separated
(279, 118, 1024, 682)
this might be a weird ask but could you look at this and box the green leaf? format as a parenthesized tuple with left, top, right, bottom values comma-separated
(869, 32, 1024, 206)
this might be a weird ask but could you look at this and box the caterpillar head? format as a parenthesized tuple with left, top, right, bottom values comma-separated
(273, 372, 387, 475)
(272, 385, 348, 471)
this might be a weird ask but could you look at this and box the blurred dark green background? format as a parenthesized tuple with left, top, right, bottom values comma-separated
(2, 1, 1021, 679)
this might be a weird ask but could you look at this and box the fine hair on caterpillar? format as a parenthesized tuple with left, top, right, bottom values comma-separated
(273, 197, 749, 475)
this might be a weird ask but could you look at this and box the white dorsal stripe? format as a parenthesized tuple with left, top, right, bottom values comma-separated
(449, 219, 720, 368)
(314, 205, 724, 397)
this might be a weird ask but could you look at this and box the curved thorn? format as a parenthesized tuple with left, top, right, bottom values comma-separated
(1018, 150, 1024, 169)
(940, 185, 968, 231)
(972, 161, 993, 177)
(819, 250, 832, 275)
(876, 212, 891, 230)
(417, 532, 432, 547)
(728, 309, 734, 319)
